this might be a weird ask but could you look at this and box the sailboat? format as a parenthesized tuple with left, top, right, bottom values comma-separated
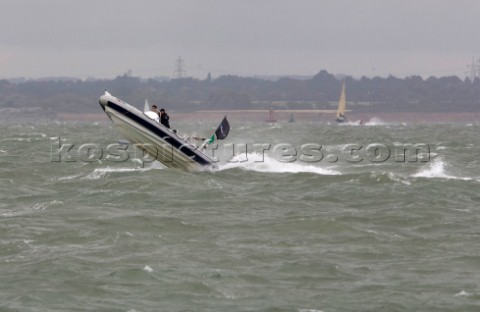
(288, 113, 295, 123)
(266, 109, 277, 123)
(336, 81, 347, 123)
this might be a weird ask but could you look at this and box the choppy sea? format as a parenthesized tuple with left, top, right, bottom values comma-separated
(1, 118, 480, 311)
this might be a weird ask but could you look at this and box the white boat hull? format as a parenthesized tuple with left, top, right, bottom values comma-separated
(99, 93, 216, 171)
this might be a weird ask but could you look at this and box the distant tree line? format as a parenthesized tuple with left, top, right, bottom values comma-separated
(0, 70, 479, 114)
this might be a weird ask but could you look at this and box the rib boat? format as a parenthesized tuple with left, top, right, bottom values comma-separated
(99, 91, 229, 171)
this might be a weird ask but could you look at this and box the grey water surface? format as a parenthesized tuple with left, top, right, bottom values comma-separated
(1, 120, 479, 311)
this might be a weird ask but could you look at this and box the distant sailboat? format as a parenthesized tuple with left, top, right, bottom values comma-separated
(266, 109, 277, 122)
(288, 113, 295, 123)
(336, 81, 347, 123)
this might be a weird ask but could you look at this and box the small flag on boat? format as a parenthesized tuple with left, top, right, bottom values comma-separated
(207, 134, 215, 144)
(208, 116, 230, 144)
(215, 116, 230, 139)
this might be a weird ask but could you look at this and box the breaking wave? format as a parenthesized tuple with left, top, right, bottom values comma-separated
(219, 153, 341, 175)
(412, 158, 476, 181)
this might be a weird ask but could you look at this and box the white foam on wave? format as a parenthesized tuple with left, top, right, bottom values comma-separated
(56, 173, 84, 181)
(83, 166, 161, 180)
(143, 265, 154, 273)
(2, 132, 47, 142)
(412, 158, 453, 179)
(364, 117, 386, 126)
(412, 158, 474, 181)
(1, 138, 32, 142)
(1, 200, 63, 217)
(218, 153, 341, 175)
(266, 123, 282, 129)
(454, 290, 470, 297)
(23, 132, 47, 138)
(386, 172, 411, 185)
(32, 200, 63, 211)
(343, 120, 365, 126)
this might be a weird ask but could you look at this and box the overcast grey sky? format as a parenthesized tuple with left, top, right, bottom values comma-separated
(1, 0, 479, 79)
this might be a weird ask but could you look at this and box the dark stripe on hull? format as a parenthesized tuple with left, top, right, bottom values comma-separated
(106, 100, 212, 167)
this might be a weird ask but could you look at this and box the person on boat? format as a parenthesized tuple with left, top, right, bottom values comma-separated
(151, 105, 171, 129)
(151, 104, 160, 115)
(148, 104, 160, 123)
(159, 108, 170, 128)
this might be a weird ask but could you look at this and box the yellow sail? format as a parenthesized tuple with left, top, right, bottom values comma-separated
(336, 81, 346, 122)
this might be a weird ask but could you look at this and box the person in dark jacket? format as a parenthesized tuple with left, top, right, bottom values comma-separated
(159, 108, 170, 128)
